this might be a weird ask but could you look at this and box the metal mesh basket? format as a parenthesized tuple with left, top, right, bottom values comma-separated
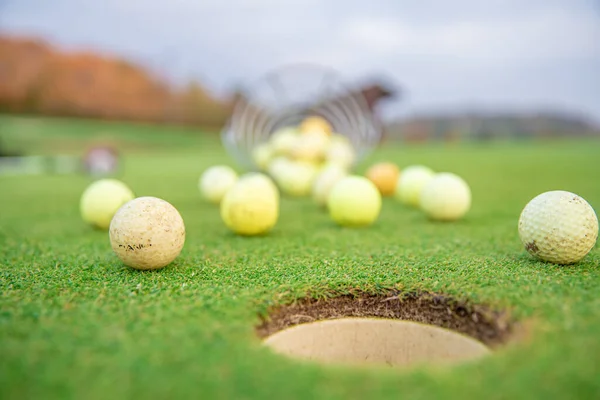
(221, 63, 383, 171)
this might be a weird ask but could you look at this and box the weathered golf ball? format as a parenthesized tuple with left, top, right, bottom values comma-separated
(395, 165, 435, 207)
(198, 165, 238, 204)
(327, 176, 382, 227)
(312, 163, 348, 207)
(365, 162, 400, 197)
(420, 172, 471, 221)
(220, 173, 279, 236)
(518, 190, 598, 264)
(80, 179, 135, 230)
(109, 197, 186, 270)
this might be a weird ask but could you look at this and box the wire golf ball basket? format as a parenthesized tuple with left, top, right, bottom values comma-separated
(221, 64, 383, 172)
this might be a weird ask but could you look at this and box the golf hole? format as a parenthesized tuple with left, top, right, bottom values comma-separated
(257, 291, 515, 369)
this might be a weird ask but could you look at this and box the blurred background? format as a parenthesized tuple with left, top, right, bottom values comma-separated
(0, 0, 599, 171)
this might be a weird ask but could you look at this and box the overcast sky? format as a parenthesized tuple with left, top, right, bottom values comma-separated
(1, 0, 599, 122)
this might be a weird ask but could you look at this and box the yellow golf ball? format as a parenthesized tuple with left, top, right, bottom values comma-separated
(327, 176, 382, 227)
(220, 173, 279, 236)
(80, 179, 135, 230)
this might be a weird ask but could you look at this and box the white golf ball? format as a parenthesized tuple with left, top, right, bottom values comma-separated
(327, 176, 382, 227)
(80, 179, 135, 230)
(420, 173, 471, 221)
(109, 197, 186, 270)
(199, 165, 238, 204)
(325, 137, 356, 169)
(220, 173, 279, 236)
(518, 190, 598, 264)
(395, 165, 435, 207)
(312, 163, 348, 207)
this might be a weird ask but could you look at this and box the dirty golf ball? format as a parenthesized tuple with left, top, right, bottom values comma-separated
(220, 173, 279, 236)
(518, 190, 598, 264)
(80, 179, 135, 230)
(109, 197, 186, 270)
(420, 173, 471, 221)
(327, 176, 381, 227)
(395, 165, 435, 207)
(365, 162, 400, 197)
(199, 165, 238, 204)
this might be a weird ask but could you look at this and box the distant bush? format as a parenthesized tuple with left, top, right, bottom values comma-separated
(0, 35, 231, 129)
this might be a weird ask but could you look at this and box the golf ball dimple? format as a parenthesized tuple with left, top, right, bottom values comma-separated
(518, 190, 598, 265)
(327, 176, 382, 227)
(420, 172, 471, 221)
(109, 197, 186, 270)
(395, 165, 435, 207)
(199, 165, 238, 204)
(80, 179, 135, 230)
(220, 173, 279, 236)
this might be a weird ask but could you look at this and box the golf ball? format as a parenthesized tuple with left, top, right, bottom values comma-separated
(275, 161, 319, 197)
(109, 196, 186, 270)
(312, 163, 348, 207)
(327, 176, 382, 227)
(220, 173, 279, 236)
(299, 116, 332, 136)
(270, 127, 299, 156)
(395, 165, 435, 207)
(518, 190, 598, 264)
(251, 143, 273, 171)
(80, 179, 135, 230)
(325, 138, 356, 170)
(290, 131, 330, 163)
(199, 165, 238, 204)
(420, 173, 471, 221)
(365, 162, 400, 197)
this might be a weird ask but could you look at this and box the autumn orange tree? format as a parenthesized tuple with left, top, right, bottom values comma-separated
(0, 35, 231, 128)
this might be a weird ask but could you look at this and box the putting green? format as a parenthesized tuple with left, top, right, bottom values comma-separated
(1, 115, 599, 399)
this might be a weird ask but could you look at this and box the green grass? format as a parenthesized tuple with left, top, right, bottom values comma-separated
(1, 115, 600, 400)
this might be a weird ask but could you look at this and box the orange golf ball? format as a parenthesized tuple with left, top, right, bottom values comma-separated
(365, 162, 400, 196)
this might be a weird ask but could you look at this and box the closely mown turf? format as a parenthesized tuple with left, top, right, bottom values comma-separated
(1, 115, 599, 400)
